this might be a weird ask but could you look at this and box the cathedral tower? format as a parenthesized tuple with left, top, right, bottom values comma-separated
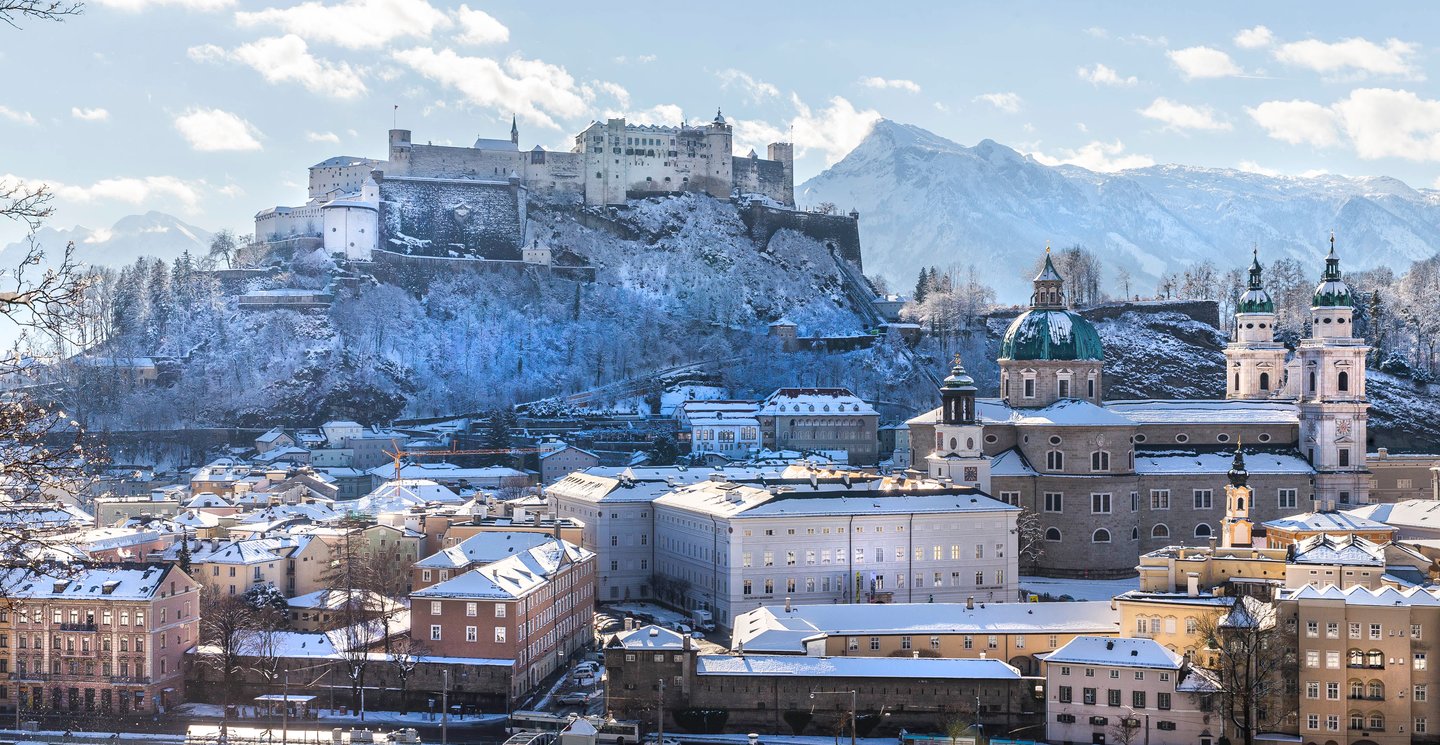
(1221, 444, 1254, 548)
(1297, 236, 1371, 506)
(1225, 250, 1287, 399)
(926, 356, 990, 492)
(998, 249, 1105, 408)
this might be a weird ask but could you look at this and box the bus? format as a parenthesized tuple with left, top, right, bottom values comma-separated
(507, 712, 641, 745)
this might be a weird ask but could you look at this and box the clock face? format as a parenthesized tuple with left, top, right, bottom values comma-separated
(1337, 419, 1352, 439)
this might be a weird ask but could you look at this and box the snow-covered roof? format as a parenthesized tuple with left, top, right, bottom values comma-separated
(1103, 399, 1299, 425)
(412, 538, 591, 600)
(353, 479, 463, 514)
(185, 493, 233, 509)
(1347, 499, 1440, 530)
(256, 428, 290, 444)
(759, 388, 877, 417)
(286, 588, 400, 613)
(696, 654, 1021, 680)
(539, 446, 600, 461)
(1, 564, 177, 601)
(1136, 449, 1312, 475)
(365, 463, 527, 482)
(1283, 584, 1440, 606)
(989, 449, 1037, 476)
(1263, 510, 1397, 534)
(610, 624, 688, 650)
(1044, 636, 1182, 670)
(732, 601, 1119, 653)
(1290, 533, 1386, 566)
(415, 530, 555, 568)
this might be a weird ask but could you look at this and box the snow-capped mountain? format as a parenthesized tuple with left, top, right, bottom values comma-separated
(799, 120, 1440, 301)
(3, 211, 214, 268)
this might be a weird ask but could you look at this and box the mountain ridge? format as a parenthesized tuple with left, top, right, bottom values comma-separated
(2, 211, 214, 269)
(799, 119, 1440, 300)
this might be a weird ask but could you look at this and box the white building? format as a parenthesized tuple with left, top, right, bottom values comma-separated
(1044, 636, 1220, 745)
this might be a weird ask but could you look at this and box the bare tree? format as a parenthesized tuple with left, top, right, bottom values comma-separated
(1109, 713, 1142, 745)
(199, 586, 258, 709)
(1196, 596, 1296, 745)
(388, 636, 429, 715)
(1015, 507, 1046, 566)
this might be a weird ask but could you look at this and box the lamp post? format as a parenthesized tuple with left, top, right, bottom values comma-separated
(810, 689, 858, 745)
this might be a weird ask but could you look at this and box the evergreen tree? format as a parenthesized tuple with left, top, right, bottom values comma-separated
(913, 268, 930, 303)
(177, 533, 192, 574)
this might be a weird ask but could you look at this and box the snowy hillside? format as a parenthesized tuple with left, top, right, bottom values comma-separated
(799, 120, 1440, 301)
(3, 211, 214, 268)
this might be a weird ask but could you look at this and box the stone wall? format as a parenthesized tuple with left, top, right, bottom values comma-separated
(740, 204, 864, 270)
(732, 155, 791, 206)
(378, 177, 525, 259)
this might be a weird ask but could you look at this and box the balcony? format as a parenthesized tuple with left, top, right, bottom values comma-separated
(58, 647, 96, 657)
(110, 676, 150, 685)
(1347, 694, 1385, 701)
(59, 622, 97, 632)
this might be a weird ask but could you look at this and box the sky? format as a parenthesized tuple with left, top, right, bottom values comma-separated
(6, 1, 1440, 247)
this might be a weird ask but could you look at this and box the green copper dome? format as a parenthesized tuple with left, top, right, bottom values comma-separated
(941, 355, 977, 390)
(1237, 250, 1275, 314)
(999, 309, 1104, 361)
(1312, 238, 1353, 308)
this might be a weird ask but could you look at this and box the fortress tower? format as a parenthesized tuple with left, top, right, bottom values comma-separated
(703, 109, 735, 198)
(766, 142, 795, 205)
(1225, 250, 1288, 399)
(387, 129, 413, 176)
(1297, 236, 1371, 506)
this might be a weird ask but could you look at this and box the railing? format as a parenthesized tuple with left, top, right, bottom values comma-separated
(110, 675, 150, 684)
(59, 622, 96, 632)
(58, 647, 95, 657)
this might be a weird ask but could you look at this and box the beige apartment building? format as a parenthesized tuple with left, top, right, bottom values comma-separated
(1285, 584, 1440, 745)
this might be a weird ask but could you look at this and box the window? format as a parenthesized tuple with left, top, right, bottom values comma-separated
(743, 580, 752, 596)
(1045, 527, 1062, 542)
(465, 603, 477, 617)
(1107, 689, 1121, 707)
(1413, 624, 1423, 640)
(1418, 718, 1429, 735)
(1150, 490, 1170, 510)
(1339, 370, 1350, 391)
(1132, 691, 1146, 709)
(1326, 682, 1339, 700)
(1058, 686, 1072, 704)
(847, 637, 858, 651)
(1306, 682, 1319, 699)
(1044, 492, 1063, 512)
(1092, 529, 1111, 543)
(429, 625, 441, 641)
(1306, 650, 1319, 668)
(1046, 451, 1064, 470)
(869, 636, 880, 650)
(1023, 378, 1035, 398)
(930, 636, 941, 650)
(431, 601, 442, 616)
(495, 605, 506, 618)
(494, 627, 506, 643)
(1369, 623, 1382, 640)
(1151, 524, 1170, 539)
(1091, 451, 1110, 471)
(1193, 489, 1213, 509)
(1415, 684, 1428, 702)
(465, 626, 477, 642)
(1083, 688, 1096, 705)
(1091, 493, 1111, 514)
(1156, 693, 1170, 710)
(1279, 488, 1297, 509)
(1415, 653, 1427, 671)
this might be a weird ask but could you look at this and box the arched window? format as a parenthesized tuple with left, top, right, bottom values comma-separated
(1234, 373, 1240, 390)
(1350, 713, 1365, 731)
(1046, 451, 1064, 470)
(1152, 524, 1170, 539)
(1349, 649, 1364, 667)
(1367, 649, 1383, 668)
(1194, 523, 1212, 538)
(1091, 451, 1110, 472)
(1367, 681, 1383, 699)
(1259, 372, 1270, 390)
(1131, 527, 1139, 540)
(1349, 680, 1364, 699)
(1309, 370, 1317, 393)
(1237, 497, 1245, 511)
(1338, 370, 1349, 392)
(1368, 713, 1384, 730)
(1088, 377, 1096, 398)
(1092, 529, 1111, 543)
(1045, 527, 1062, 542)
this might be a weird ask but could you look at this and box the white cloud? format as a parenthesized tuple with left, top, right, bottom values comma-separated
(1234, 25, 1274, 49)
(3, 173, 204, 212)
(733, 95, 881, 165)
(1139, 97, 1232, 132)
(1274, 37, 1420, 79)
(217, 184, 246, 198)
(603, 104, 684, 128)
(89, 0, 232, 10)
(306, 130, 341, 144)
(1076, 63, 1136, 87)
(1332, 88, 1440, 160)
(454, 5, 508, 45)
(1167, 46, 1243, 79)
(0, 106, 37, 126)
(974, 92, 1022, 113)
(595, 81, 630, 108)
(391, 47, 588, 129)
(187, 43, 227, 63)
(858, 76, 921, 93)
(613, 54, 657, 64)
(70, 107, 110, 122)
(229, 35, 367, 99)
(236, 0, 451, 50)
(1246, 100, 1340, 147)
(1249, 89, 1440, 162)
(1027, 140, 1155, 172)
(717, 68, 779, 101)
(1236, 160, 1280, 177)
(173, 108, 263, 151)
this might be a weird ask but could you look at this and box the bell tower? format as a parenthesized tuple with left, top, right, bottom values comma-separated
(927, 356, 990, 492)
(1225, 250, 1287, 399)
(1221, 443, 1254, 548)
(1297, 236, 1371, 506)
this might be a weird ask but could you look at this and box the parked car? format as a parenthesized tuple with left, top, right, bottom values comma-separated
(558, 691, 601, 705)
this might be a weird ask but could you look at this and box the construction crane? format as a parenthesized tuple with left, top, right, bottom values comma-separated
(383, 442, 542, 483)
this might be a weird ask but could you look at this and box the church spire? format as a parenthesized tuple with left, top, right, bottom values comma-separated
(1030, 246, 1065, 309)
(510, 114, 519, 145)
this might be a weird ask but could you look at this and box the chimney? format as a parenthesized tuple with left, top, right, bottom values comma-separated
(912, 650, 919, 658)
(1186, 572, 1200, 598)
(966, 596, 974, 610)
(784, 596, 792, 612)
(979, 651, 986, 659)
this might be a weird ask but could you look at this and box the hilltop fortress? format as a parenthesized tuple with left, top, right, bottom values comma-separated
(255, 111, 797, 262)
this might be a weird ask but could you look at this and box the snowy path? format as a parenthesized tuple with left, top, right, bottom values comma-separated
(1020, 575, 1138, 601)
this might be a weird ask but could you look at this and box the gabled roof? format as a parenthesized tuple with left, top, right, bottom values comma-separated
(697, 654, 1020, 680)
(1290, 533, 1386, 566)
(1283, 584, 1440, 606)
(412, 538, 591, 600)
(1263, 510, 1396, 534)
(1044, 636, 1182, 670)
(608, 624, 688, 650)
(415, 530, 555, 569)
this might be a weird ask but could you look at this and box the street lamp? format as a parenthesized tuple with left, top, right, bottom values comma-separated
(810, 689, 858, 745)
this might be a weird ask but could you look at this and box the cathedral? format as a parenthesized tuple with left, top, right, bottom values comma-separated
(907, 242, 1370, 577)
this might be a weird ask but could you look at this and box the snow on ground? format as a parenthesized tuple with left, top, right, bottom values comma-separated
(173, 703, 504, 726)
(674, 734, 896, 745)
(1021, 575, 1138, 601)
